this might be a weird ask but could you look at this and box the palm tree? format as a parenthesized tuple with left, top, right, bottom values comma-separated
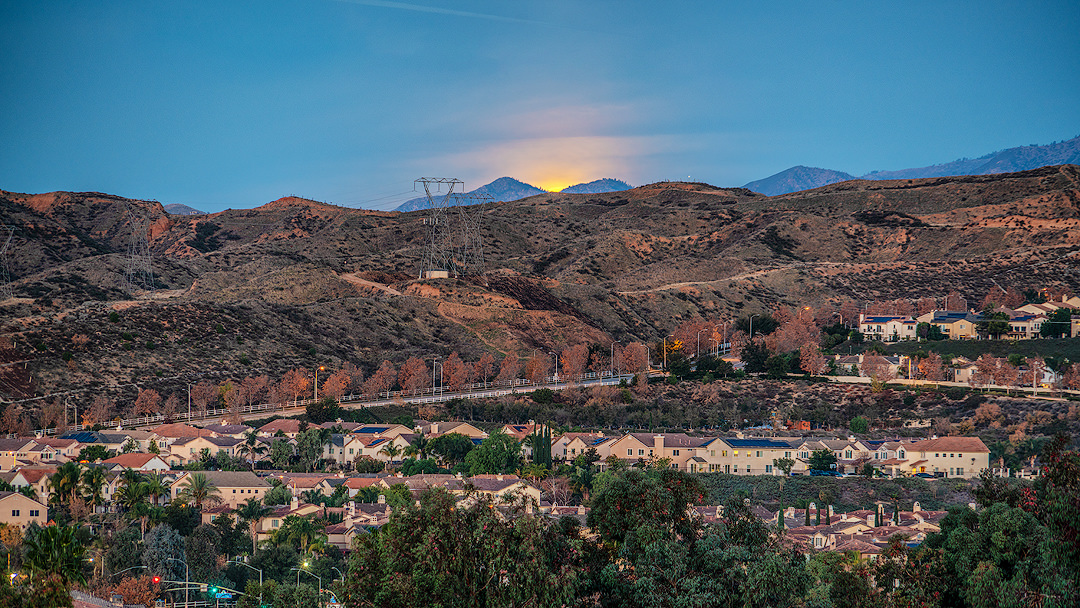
(144, 473, 169, 507)
(176, 472, 223, 509)
(80, 466, 107, 514)
(237, 497, 272, 554)
(272, 514, 328, 558)
(48, 461, 83, 506)
(238, 430, 268, 471)
(379, 442, 403, 463)
(403, 434, 430, 460)
(23, 525, 87, 585)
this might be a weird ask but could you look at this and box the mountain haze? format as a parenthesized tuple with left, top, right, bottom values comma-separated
(393, 177, 544, 212)
(747, 135, 1080, 195)
(560, 178, 631, 194)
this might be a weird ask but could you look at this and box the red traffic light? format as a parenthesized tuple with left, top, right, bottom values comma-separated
(152, 576, 161, 584)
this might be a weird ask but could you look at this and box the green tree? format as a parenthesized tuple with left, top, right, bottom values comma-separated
(1040, 308, 1073, 338)
(269, 438, 293, 469)
(263, 482, 292, 506)
(237, 430, 268, 471)
(773, 457, 795, 476)
(23, 524, 87, 585)
(80, 466, 108, 513)
(849, 415, 869, 434)
(237, 497, 272, 555)
(306, 396, 341, 424)
(808, 449, 837, 471)
(185, 523, 221, 583)
(175, 472, 223, 509)
(141, 524, 186, 584)
(48, 462, 83, 507)
(463, 429, 522, 475)
(741, 341, 771, 374)
(402, 434, 430, 460)
(271, 515, 327, 557)
(428, 432, 476, 465)
(76, 445, 111, 462)
(978, 307, 1011, 339)
(296, 428, 330, 472)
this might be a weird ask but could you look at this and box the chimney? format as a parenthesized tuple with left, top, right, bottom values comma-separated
(577, 505, 586, 515)
(496, 474, 503, 481)
(290, 496, 299, 511)
(653, 434, 664, 455)
(912, 501, 921, 512)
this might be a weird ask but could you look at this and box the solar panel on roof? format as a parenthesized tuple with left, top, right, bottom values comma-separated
(355, 427, 390, 434)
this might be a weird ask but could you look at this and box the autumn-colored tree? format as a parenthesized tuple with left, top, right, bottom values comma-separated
(474, 352, 496, 386)
(973, 402, 1003, 425)
(623, 342, 649, 373)
(341, 361, 365, 393)
(1, 405, 26, 435)
(191, 381, 219, 415)
(443, 352, 470, 392)
(280, 368, 312, 405)
(672, 319, 715, 359)
(768, 306, 820, 354)
(84, 394, 116, 427)
(1062, 363, 1080, 390)
(728, 329, 749, 357)
(161, 393, 181, 419)
(496, 355, 520, 385)
(109, 574, 161, 607)
(588, 347, 608, 374)
(560, 344, 589, 381)
(861, 355, 896, 392)
(914, 297, 938, 315)
(320, 368, 351, 400)
(365, 360, 396, 397)
(799, 343, 826, 375)
(40, 399, 67, 432)
(610, 343, 625, 374)
(222, 380, 244, 424)
(132, 388, 162, 417)
(971, 354, 997, 391)
(239, 375, 269, 407)
(993, 358, 1019, 391)
(917, 352, 945, 381)
(399, 357, 429, 394)
(524, 353, 551, 384)
(944, 291, 967, 311)
(1020, 358, 1046, 389)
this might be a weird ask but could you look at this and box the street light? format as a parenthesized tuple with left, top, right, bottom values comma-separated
(330, 566, 345, 583)
(548, 351, 559, 384)
(292, 566, 323, 606)
(610, 340, 620, 377)
(232, 558, 263, 606)
(167, 557, 189, 608)
(749, 314, 759, 340)
(314, 365, 326, 400)
(662, 334, 675, 370)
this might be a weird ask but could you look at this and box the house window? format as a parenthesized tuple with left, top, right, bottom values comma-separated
(957, 467, 964, 475)
(272, 519, 280, 528)
(733, 465, 738, 473)
(756, 451, 762, 458)
(11, 510, 18, 517)
(899, 451, 905, 459)
(935, 453, 939, 458)
(734, 450, 739, 457)
(723, 450, 728, 457)
(711, 450, 716, 457)
(673, 450, 680, 456)
(845, 450, 852, 459)
(785, 452, 791, 458)
(766, 464, 773, 473)
(349, 449, 354, 455)
(628, 449, 633, 456)
(232, 489, 236, 493)
(29, 510, 39, 517)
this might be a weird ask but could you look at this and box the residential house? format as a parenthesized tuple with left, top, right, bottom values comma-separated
(168, 436, 243, 463)
(916, 311, 981, 339)
(253, 498, 322, 544)
(561, 434, 616, 461)
(323, 434, 367, 467)
(417, 421, 487, 439)
(101, 453, 171, 473)
(10, 467, 55, 503)
(859, 315, 918, 341)
(352, 424, 415, 439)
(713, 438, 801, 475)
(170, 470, 270, 509)
(0, 438, 44, 472)
(33, 438, 81, 461)
(257, 419, 302, 438)
(202, 424, 254, 439)
(0, 492, 47, 529)
(902, 436, 990, 478)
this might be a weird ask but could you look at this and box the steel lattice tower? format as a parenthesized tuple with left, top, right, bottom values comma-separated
(0, 226, 14, 300)
(122, 206, 155, 296)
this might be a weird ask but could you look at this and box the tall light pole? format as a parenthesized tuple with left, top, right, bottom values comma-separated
(167, 557, 189, 608)
(749, 314, 759, 340)
(610, 341, 620, 377)
(232, 558, 263, 606)
(696, 330, 705, 360)
(548, 351, 559, 384)
(314, 366, 325, 400)
(187, 384, 192, 422)
(293, 565, 322, 606)
(663, 334, 675, 370)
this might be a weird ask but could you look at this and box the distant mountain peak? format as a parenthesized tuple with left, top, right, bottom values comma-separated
(164, 203, 206, 215)
(394, 177, 545, 212)
(560, 178, 631, 194)
(744, 166, 855, 196)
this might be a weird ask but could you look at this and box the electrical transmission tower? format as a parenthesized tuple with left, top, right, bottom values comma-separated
(122, 206, 155, 296)
(0, 225, 14, 301)
(416, 177, 462, 278)
(414, 178, 492, 278)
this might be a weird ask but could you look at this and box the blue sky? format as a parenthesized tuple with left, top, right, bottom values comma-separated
(2, 1, 1078, 212)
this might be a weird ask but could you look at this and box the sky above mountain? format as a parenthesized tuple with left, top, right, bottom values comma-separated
(1, 1, 1078, 213)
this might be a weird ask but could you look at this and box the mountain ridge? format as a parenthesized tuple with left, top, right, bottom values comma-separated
(747, 135, 1080, 195)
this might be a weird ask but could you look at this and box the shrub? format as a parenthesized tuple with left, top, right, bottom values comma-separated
(109, 311, 120, 323)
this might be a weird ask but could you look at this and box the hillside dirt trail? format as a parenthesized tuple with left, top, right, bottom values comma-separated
(616, 262, 854, 295)
(338, 272, 403, 296)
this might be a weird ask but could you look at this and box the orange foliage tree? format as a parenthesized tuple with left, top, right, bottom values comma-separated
(623, 342, 649, 374)
(132, 388, 162, 417)
(917, 352, 945, 381)
(474, 353, 496, 385)
(280, 368, 312, 405)
(364, 360, 396, 397)
(320, 369, 351, 400)
(443, 352, 471, 392)
(496, 355, 520, 385)
(524, 353, 551, 384)
(398, 357, 429, 394)
(560, 344, 589, 382)
(109, 574, 161, 607)
(799, 343, 826, 375)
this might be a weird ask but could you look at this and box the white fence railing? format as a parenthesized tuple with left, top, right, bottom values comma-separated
(31, 371, 634, 437)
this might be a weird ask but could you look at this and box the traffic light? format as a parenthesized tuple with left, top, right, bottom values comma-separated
(152, 576, 161, 584)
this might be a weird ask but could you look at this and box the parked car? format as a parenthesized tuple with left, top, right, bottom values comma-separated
(914, 472, 936, 479)
(809, 469, 840, 477)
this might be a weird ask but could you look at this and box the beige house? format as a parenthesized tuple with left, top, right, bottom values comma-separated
(0, 438, 43, 472)
(418, 421, 487, 439)
(859, 315, 918, 341)
(10, 468, 55, 503)
(917, 311, 980, 339)
(353, 424, 415, 439)
(102, 453, 171, 472)
(257, 419, 302, 438)
(169, 436, 243, 462)
(902, 436, 990, 478)
(170, 470, 270, 509)
(323, 434, 367, 467)
(0, 492, 47, 529)
(562, 434, 616, 461)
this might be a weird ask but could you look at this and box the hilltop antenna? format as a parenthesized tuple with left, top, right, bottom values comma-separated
(122, 205, 155, 296)
(0, 225, 14, 300)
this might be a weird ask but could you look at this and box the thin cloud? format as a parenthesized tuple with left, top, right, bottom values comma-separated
(332, 0, 553, 27)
